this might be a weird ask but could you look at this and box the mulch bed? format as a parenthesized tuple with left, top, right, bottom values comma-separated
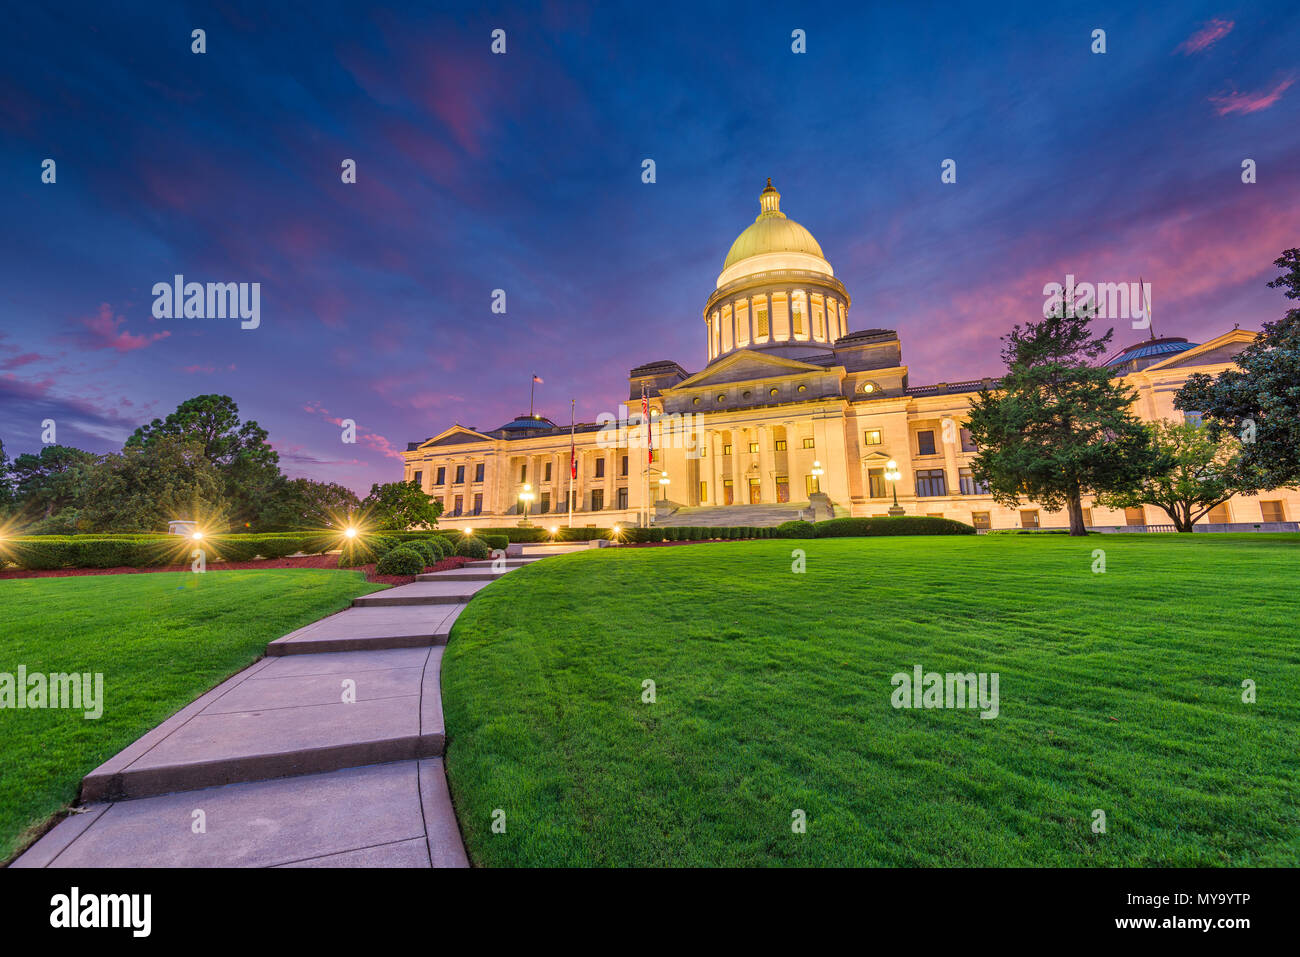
(0, 554, 471, 585)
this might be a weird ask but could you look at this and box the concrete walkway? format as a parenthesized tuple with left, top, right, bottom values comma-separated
(13, 549, 567, 869)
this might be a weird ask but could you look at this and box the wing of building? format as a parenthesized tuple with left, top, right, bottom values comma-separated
(404, 180, 1298, 532)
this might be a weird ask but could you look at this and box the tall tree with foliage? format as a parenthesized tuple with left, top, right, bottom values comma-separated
(966, 305, 1155, 535)
(0, 437, 11, 511)
(1095, 419, 1242, 532)
(361, 480, 442, 530)
(80, 436, 228, 532)
(1177, 248, 1300, 491)
(258, 477, 362, 530)
(8, 444, 101, 520)
(126, 394, 280, 524)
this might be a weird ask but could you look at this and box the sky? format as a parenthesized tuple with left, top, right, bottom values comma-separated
(2, 0, 1297, 494)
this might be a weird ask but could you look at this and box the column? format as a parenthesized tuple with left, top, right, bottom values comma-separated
(941, 417, 961, 500)
(757, 424, 774, 502)
(603, 448, 615, 511)
(729, 428, 743, 506)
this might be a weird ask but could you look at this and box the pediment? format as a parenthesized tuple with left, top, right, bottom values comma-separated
(418, 425, 494, 449)
(1143, 329, 1257, 372)
(669, 350, 834, 390)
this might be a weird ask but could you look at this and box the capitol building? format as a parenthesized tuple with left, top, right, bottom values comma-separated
(404, 180, 1294, 532)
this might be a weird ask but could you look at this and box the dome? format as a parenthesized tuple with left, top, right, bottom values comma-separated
(496, 414, 556, 434)
(1105, 337, 1198, 371)
(719, 179, 831, 285)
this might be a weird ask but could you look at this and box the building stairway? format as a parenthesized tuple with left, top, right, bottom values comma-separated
(654, 502, 816, 527)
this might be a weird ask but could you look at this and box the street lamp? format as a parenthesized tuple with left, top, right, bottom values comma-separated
(519, 483, 535, 525)
(810, 459, 824, 494)
(658, 473, 670, 502)
(885, 459, 904, 516)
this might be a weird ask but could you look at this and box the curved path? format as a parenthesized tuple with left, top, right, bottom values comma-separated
(13, 550, 568, 868)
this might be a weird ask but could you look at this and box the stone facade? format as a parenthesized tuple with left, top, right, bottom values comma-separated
(403, 183, 1299, 531)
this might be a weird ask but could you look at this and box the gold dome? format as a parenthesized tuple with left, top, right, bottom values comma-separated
(722, 178, 826, 271)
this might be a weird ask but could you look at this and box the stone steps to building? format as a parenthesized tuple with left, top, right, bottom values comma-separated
(656, 502, 812, 527)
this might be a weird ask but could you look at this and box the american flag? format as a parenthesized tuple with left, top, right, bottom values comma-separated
(642, 384, 652, 464)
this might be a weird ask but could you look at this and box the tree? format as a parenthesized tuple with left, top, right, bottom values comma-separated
(126, 395, 280, 524)
(258, 478, 362, 531)
(1095, 420, 1242, 532)
(0, 437, 11, 511)
(80, 436, 228, 532)
(361, 480, 442, 530)
(1177, 248, 1300, 491)
(966, 305, 1155, 535)
(8, 444, 101, 519)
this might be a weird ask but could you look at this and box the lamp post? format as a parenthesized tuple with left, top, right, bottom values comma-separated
(810, 459, 824, 493)
(885, 459, 904, 516)
(519, 483, 535, 526)
(658, 473, 670, 502)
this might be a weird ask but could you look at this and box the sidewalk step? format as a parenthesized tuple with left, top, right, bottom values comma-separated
(15, 759, 467, 869)
(415, 569, 509, 582)
(80, 647, 447, 803)
(267, 604, 467, 656)
(352, 580, 489, 606)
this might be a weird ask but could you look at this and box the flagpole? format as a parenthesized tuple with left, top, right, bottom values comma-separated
(530, 375, 535, 418)
(567, 399, 574, 529)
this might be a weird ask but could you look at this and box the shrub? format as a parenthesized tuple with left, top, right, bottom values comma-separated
(775, 520, 817, 538)
(375, 546, 425, 576)
(813, 517, 976, 537)
(407, 540, 438, 566)
(423, 536, 450, 560)
(454, 536, 491, 560)
(479, 533, 509, 551)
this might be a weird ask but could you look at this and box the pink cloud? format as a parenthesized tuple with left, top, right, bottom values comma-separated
(0, 352, 44, 370)
(1209, 76, 1294, 115)
(79, 303, 171, 352)
(1177, 19, 1234, 55)
(302, 400, 406, 461)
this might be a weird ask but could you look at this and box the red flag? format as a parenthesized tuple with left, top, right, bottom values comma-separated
(533, 374, 544, 384)
(569, 423, 577, 479)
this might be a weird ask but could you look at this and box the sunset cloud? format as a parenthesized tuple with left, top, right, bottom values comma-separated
(1209, 76, 1294, 115)
(1177, 18, 1234, 54)
(79, 303, 170, 353)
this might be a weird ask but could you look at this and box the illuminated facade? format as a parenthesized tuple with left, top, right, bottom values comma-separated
(404, 181, 1298, 531)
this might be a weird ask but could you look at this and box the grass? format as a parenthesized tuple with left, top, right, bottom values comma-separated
(442, 534, 1300, 866)
(0, 570, 384, 862)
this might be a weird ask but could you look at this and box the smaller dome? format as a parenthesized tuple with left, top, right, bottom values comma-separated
(1105, 337, 1197, 370)
(497, 414, 556, 434)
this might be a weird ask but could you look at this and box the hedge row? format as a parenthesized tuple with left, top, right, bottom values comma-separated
(774, 516, 976, 538)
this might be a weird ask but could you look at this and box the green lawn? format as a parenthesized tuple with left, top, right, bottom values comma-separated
(0, 570, 384, 862)
(442, 534, 1300, 866)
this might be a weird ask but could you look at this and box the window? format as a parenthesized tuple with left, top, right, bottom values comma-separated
(1020, 509, 1039, 528)
(868, 468, 887, 498)
(435, 467, 446, 485)
(792, 304, 804, 336)
(971, 512, 991, 530)
(455, 465, 466, 483)
(472, 494, 483, 515)
(814, 309, 825, 339)
(540, 493, 550, 514)
(475, 463, 485, 482)
(544, 462, 552, 481)
(960, 428, 977, 452)
(917, 430, 937, 456)
(617, 487, 628, 509)
(806, 474, 820, 496)
(595, 458, 605, 478)
(519, 463, 526, 482)
(1080, 507, 1092, 527)
(412, 470, 422, 487)
(723, 443, 733, 455)
(864, 429, 882, 445)
(591, 489, 603, 511)
(748, 442, 759, 454)
(756, 308, 770, 337)
(915, 469, 946, 497)
(775, 439, 787, 451)
(699, 481, 707, 502)
(452, 495, 463, 517)
(1261, 500, 1285, 522)
(958, 468, 988, 495)
(621, 455, 629, 476)
(802, 438, 814, 449)
(723, 479, 734, 505)
(1206, 502, 1231, 523)
(1124, 507, 1146, 526)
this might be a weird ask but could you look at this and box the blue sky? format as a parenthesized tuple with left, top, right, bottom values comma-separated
(2, 0, 1297, 492)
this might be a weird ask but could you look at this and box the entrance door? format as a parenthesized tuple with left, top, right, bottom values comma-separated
(723, 480, 734, 505)
(775, 477, 789, 503)
(748, 478, 761, 504)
